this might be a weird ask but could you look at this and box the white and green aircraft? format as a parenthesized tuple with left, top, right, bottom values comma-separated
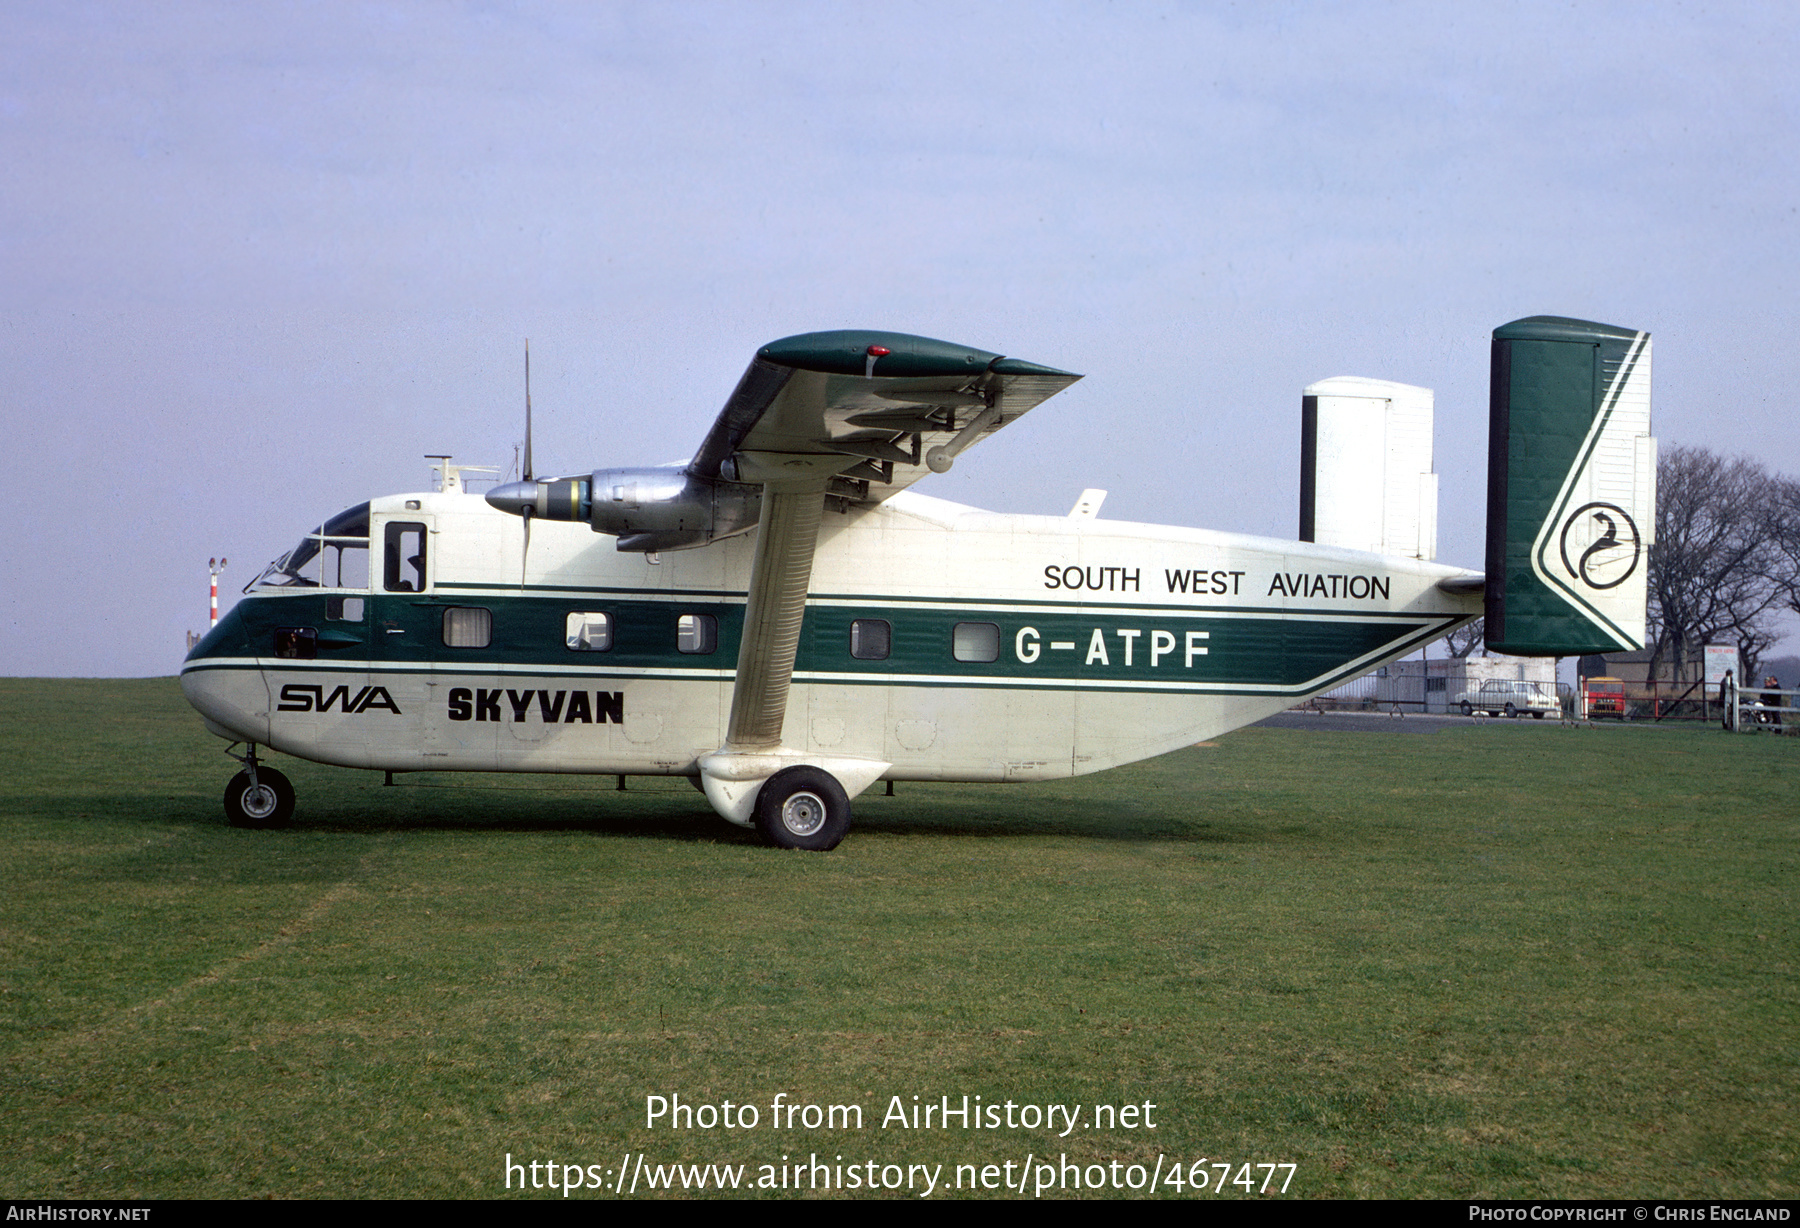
(181, 316, 1654, 849)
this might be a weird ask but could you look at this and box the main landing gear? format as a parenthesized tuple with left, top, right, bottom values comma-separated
(754, 765, 851, 851)
(221, 744, 294, 828)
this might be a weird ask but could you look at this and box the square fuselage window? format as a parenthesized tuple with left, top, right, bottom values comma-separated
(850, 618, 891, 660)
(273, 627, 317, 659)
(952, 621, 1000, 663)
(566, 612, 613, 651)
(442, 606, 492, 648)
(678, 613, 718, 655)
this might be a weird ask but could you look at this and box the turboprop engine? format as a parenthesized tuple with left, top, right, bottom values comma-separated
(486, 465, 762, 553)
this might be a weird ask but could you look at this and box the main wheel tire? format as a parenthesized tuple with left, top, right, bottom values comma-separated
(1460, 701, 1473, 716)
(754, 766, 850, 851)
(224, 767, 294, 829)
(1504, 703, 1518, 719)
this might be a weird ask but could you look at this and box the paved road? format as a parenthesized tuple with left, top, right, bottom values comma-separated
(1252, 710, 1571, 735)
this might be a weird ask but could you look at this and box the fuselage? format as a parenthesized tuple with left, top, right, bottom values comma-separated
(181, 488, 1480, 783)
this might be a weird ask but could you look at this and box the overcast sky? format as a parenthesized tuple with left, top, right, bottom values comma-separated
(4, 1, 1796, 676)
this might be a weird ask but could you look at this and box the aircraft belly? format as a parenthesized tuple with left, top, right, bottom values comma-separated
(1072, 691, 1291, 773)
(796, 681, 1077, 781)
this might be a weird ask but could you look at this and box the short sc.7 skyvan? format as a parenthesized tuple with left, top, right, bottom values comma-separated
(182, 317, 1655, 848)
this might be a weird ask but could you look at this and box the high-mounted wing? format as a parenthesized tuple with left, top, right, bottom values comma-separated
(485, 330, 1080, 846)
(693, 332, 1081, 843)
(689, 329, 1081, 500)
(488, 330, 1081, 552)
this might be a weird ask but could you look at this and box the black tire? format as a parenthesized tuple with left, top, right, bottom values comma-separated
(1504, 703, 1518, 719)
(754, 766, 850, 851)
(224, 767, 294, 828)
(1460, 701, 1473, 716)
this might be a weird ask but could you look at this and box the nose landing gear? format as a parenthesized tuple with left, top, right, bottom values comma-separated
(221, 744, 294, 828)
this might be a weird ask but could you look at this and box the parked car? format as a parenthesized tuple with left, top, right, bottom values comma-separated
(1456, 678, 1557, 718)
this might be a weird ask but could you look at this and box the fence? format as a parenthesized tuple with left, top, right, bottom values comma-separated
(1306, 663, 1568, 716)
(1310, 665, 1794, 727)
(1719, 675, 1797, 733)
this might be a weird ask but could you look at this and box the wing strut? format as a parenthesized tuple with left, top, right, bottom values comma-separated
(726, 481, 825, 749)
(697, 478, 892, 825)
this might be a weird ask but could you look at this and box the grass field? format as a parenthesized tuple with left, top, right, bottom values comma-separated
(0, 678, 1794, 1200)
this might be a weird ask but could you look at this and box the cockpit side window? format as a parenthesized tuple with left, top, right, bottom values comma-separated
(249, 503, 371, 592)
(383, 523, 427, 593)
(324, 541, 368, 590)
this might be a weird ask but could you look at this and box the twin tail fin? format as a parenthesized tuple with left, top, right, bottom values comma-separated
(1483, 316, 1655, 656)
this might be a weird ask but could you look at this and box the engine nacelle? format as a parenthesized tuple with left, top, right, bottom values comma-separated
(487, 467, 761, 553)
(589, 467, 762, 552)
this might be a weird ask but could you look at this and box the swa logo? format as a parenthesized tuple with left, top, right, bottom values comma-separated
(1557, 502, 1641, 591)
(277, 684, 402, 714)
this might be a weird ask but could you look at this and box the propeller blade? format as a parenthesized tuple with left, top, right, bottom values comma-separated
(523, 339, 534, 484)
(520, 506, 533, 590)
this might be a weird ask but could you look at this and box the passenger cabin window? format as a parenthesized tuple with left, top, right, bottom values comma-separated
(952, 622, 1000, 663)
(677, 614, 718, 655)
(566, 612, 613, 651)
(327, 595, 365, 621)
(850, 619, 891, 660)
(384, 522, 427, 592)
(442, 606, 491, 649)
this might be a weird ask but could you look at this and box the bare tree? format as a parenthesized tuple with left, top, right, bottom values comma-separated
(1648, 445, 1788, 680)
(1442, 617, 1485, 658)
(1765, 475, 1800, 626)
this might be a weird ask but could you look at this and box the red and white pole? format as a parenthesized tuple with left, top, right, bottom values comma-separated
(209, 557, 227, 626)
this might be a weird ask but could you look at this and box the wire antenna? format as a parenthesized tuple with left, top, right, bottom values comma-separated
(520, 339, 534, 589)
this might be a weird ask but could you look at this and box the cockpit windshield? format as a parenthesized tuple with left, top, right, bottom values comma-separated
(248, 503, 372, 591)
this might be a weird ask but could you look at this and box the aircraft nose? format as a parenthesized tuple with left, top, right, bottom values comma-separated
(487, 481, 537, 517)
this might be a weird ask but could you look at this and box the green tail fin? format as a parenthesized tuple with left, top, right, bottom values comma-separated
(1484, 316, 1655, 656)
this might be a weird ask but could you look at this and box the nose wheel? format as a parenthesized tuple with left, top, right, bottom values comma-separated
(220, 744, 294, 828)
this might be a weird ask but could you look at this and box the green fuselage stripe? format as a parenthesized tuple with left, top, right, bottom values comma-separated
(188, 590, 1458, 696)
